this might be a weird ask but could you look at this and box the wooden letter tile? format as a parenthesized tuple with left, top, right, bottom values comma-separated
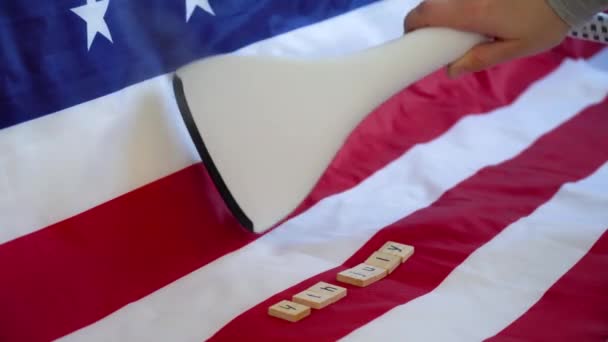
(268, 300, 311, 322)
(365, 251, 401, 274)
(337, 263, 387, 287)
(308, 281, 347, 303)
(292, 290, 333, 309)
(379, 241, 414, 263)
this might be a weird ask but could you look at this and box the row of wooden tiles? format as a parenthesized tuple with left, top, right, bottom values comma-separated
(269, 241, 415, 322)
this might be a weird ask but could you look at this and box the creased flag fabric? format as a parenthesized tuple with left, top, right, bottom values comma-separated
(1, 1, 607, 341)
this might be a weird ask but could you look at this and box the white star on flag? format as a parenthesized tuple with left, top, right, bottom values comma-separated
(71, 0, 113, 51)
(186, 0, 215, 22)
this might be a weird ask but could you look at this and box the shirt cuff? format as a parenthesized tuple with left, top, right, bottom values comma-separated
(546, 0, 606, 27)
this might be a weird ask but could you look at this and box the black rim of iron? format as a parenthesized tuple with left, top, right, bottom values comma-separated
(172, 74, 254, 232)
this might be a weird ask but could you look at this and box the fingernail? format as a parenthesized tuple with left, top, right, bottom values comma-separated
(447, 67, 464, 79)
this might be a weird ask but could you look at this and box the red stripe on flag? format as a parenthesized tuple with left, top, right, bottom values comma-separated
(0, 40, 600, 342)
(0, 165, 258, 342)
(208, 96, 608, 341)
(294, 39, 603, 215)
(485, 230, 608, 342)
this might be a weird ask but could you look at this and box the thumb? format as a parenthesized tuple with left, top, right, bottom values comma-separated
(448, 40, 527, 78)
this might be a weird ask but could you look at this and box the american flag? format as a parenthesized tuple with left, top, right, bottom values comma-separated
(1, 0, 607, 341)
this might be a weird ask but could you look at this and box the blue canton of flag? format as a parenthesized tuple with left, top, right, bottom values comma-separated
(0, 0, 376, 130)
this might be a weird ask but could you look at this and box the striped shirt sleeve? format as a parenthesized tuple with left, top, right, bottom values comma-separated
(547, 0, 608, 27)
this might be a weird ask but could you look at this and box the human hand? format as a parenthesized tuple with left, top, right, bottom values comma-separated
(404, 0, 571, 78)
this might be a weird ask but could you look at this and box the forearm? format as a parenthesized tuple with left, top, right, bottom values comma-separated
(547, 0, 608, 27)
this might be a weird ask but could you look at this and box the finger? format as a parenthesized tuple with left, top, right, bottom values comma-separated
(404, 0, 482, 33)
(447, 39, 528, 78)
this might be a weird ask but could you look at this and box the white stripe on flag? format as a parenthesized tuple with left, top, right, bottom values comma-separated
(58, 57, 608, 342)
(0, 75, 200, 244)
(341, 161, 608, 342)
(235, 0, 417, 57)
(0, 0, 420, 245)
